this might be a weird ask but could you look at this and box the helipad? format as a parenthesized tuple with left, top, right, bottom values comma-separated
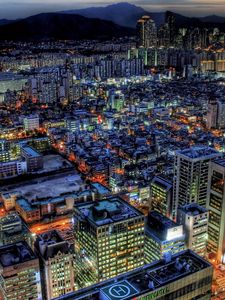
(100, 280, 138, 300)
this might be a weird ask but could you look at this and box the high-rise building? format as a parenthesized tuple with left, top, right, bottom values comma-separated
(150, 176, 173, 218)
(177, 203, 209, 257)
(35, 230, 75, 299)
(136, 16, 157, 48)
(217, 100, 225, 129)
(207, 159, 225, 263)
(54, 250, 213, 300)
(173, 146, 220, 219)
(145, 211, 185, 264)
(166, 12, 176, 47)
(206, 100, 218, 129)
(0, 241, 41, 300)
(74, 197, 145, 288)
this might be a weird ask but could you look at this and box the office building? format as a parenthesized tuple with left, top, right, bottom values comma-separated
(150, 176, 173, 218)
(23, 115, 40, 131)
(54, 250, 213, 300)
(0, 241, 41, 300)
(21, 146, 43, 172)
(35, 230, 75, 299)
(207, 159, 225, 263)
(136, 16, 157, 48)
(0, 213, 33, 247)
(145, 211, 185, 264)
(177, 203, 209, 257)
(74, 197, 145, 288)
(173, 146, 220, 219)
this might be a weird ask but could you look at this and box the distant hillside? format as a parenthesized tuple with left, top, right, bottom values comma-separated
(0, 13, 135, 41)
(62, 2, 225, 29)
(62, 2, 166, 28)
(200, 15, 225, 23)
(0, 19, 14, 26)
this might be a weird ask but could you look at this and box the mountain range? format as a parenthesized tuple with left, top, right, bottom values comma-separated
(0, 13, 134, 41)
(0, 3, 225, 41)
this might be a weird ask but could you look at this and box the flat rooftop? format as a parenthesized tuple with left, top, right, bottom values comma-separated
(0, 241, 36, 267)
(176, 146, 219, 160)
(16, 198, 35, 211)
(54, 250, 212, 300)
(76, 197, 143, 227)
(146, 211, 183, 242)
(178, 203, 208, 216)
(91, 183, 111, 195)
(213, 158, 225, 168)
(151, 176, 172, 191)
(22, 146, 41, 158)
(1, 171, 83, 201)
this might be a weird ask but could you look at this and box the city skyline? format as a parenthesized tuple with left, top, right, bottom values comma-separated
(1, 0, 225, 19)
(1, 1, 225, 299)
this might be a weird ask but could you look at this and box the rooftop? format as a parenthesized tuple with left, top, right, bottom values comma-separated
(35, 230, 69, 259)
(16, 198, 35, 211)
(0, 213, 21, 226)
(91, 183, 111, 195)
(178, 203, 208, 216)
(146, 211, 184, 242)
(0, 241, 36, 267)
(151, 176, 172, 191)
(176, 146, 219, 160)
(22, 146, 41, 158)
(76, 197, 143, 227)
(54, 250, 212, 300)
(213, 158, 225, 168)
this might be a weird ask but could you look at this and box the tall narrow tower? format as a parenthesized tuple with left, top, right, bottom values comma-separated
(136, 16, 157, 48)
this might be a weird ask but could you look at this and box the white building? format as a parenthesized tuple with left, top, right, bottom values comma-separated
(177, 203, 208, 257)
(23, 115, 40, 131)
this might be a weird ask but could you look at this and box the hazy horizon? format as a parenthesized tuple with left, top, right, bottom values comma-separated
(0, 0, 225, 20)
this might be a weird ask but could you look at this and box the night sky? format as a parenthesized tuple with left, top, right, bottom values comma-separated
(0, 0, 225, 19)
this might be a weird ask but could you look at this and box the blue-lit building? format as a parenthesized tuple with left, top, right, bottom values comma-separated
(145, 211, 185, 263)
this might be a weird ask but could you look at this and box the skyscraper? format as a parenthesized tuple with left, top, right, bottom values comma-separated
(173, 146, 220, 219)
(165, 12, 176, 47)
(206, 100, 218, 129)
(207, 159, 225, 263)
(74, 197, 145, 288)
(136, 16, 157, 48)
